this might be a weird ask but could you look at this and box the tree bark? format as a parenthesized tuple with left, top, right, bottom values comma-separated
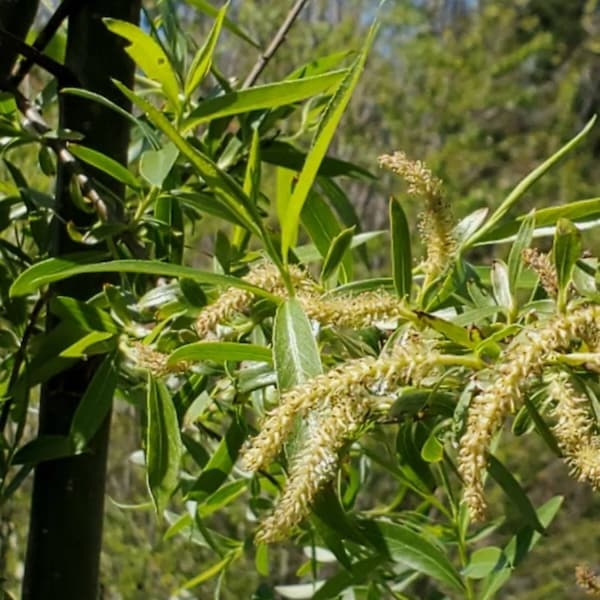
(22, 2, 140, 598)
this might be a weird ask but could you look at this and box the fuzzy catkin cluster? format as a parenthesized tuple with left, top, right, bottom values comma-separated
(300, 289, 409, 329)
(243, 338, 440, 542)
(548, 373, 600, 488)
(195, 263, 311, 337)
(576, 565, 600, 597)
(379, 151, 456, 281)
(195, 261, 409, 336)
(522, 248, 559, 298)
(121, 341, 191, 376)
(459, 304, 600, 520)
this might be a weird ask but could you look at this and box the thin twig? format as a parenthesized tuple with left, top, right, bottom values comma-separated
(0, 26, 76, 86)
(242, 0, 309, 89)
(0, 291, 50, 435)
(10, 0, 86, 88)
(8, 87, 146, 257)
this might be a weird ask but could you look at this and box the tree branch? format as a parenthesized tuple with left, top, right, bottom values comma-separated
(242, 0, 309, 89)
(10, 0, 86, 87)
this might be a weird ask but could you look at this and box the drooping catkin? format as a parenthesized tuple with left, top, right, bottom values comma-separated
(242, 338, 436, 474)
(243, 336, 448, 541)
(379, 151, 455, 281)
(255, 400, 368, 543)
(458, 304, 600, 520)
(548, 373, 600, 488)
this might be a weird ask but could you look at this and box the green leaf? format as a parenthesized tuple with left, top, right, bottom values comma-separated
(184, 71, 346, 130)
(104, 19, 180, 109)
(197, 479, 247, 518)
(389, 197, 412, 298)
(113, 81, 261, 236)
(280, 23, 378, 258)
(168, 342, 272, 365)
(507, 211, 535, 295)
(70, 355, 118, 452)
(187, 415, 247, 502)
(491, 259, 513, 313)
(273, 298, 322, 390)
(262, 140, 374, 180)
(12, 435, 75, 465)
(415, 311, 477, 349)
(179, 554, 233, 590)
(311, 556, 383, 600)
(421, 430, 444, 463)
(462, 546, 504, 579)
(480, 496, 563, 600)
(139, 143, 179, 187)
(61, 87, 160, 148)
(466, 116, 596, 246)
(10, 257, 279, 301)
(487, 454, 545, 533)
(146, 375, 183, 514)
(321, 226, 355, 283)
(50, 296, 118, 334)
(68, 143, 140, 189)
(553, 218, 581, 311)
(184, 3, 227, 98)
(375, 520, 465, 593)
(183, 0, 259, 47)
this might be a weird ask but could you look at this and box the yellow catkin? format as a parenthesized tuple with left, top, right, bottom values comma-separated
(522, 248, 559, 299)
(576, 565, 600, 597)
(548, 374, 600, 488)
(195, 263, 313, 337)
(243, 337, 449, 541)
(242, 339, 436, 474)
(255, 400, 368, 543)
(122, 341, 190, 376)
(458, 304, 600, 520)
(300, 289, 409, 329)
(379, 151, 455, 281)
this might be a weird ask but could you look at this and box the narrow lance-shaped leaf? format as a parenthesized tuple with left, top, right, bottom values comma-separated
(553, 218, 582, 312)
(68, 143, 140, 189)
(146, 374, 183, 514)
(320, 225, 355, 284)
(183, 0, 259, 47)
(487, 454, 545, 533)
(168, 342, 272, 365)
(183, 71, 347, 130)
(390, 197, 412, 298)
(465, 116, 596, 247)
(280, 22, 378, 259)
(375, 520, 465, 593)
(112, 81, 262, 237)
(10, 257, 280, 301)
(184, 2, 227, 98)
(104, 19, 180, 110)
(70, 354, 118, 452)
(231, 126, 261, 251)
(507, 210, 535, 295)
(274, 298, 322, 390)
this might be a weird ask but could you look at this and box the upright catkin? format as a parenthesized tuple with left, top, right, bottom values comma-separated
(379, 151, 455, 282)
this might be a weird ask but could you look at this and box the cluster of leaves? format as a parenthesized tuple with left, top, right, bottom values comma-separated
(3, 2, 600, 599)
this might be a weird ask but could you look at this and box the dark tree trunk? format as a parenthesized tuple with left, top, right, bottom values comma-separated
(22, 2, 140, 598)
